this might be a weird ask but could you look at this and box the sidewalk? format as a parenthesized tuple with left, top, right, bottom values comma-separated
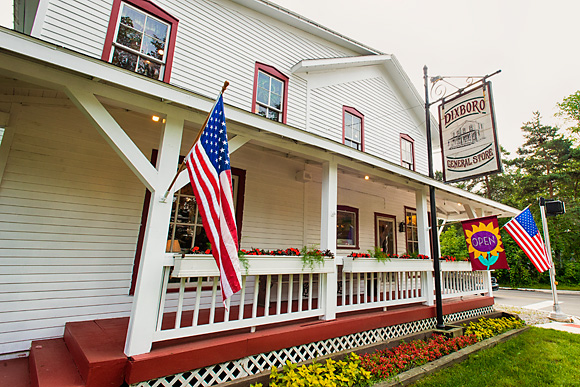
(495, 303, 580, 335)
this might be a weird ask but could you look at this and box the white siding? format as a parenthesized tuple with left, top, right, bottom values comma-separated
(37, 0, 112, 58)
(309, 74, 428, 175)
(230, 147, 418, 255)
(0, 103, 159, 355)
(37, 0, 356, 130)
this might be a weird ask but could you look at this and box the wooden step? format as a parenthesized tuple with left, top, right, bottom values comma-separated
(0, 357, 31, 387)
(29, 339, 84, 387)
(63, 319, 128, 387)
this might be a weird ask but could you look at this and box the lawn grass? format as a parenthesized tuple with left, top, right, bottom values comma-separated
(411, 327, 580, 387)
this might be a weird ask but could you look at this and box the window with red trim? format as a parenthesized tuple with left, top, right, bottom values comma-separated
(252, 63, 289, 123)
(337, 205, 359, 249)
(343, 106, 364, 151)
(400, 134, 415, 170)
(102, 0, 178, 82)
(404, 207, 418, 254)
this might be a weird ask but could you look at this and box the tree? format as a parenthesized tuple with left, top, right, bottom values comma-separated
(509, 111, 571, 199)
(556, 90, 580, 138)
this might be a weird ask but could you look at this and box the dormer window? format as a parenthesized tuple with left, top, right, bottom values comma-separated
(103, 0, 178, 82)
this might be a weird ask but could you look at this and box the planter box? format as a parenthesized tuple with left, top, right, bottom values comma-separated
(440, 261, 472, 272)
(342, 257, 434, 273)
(172, 254, 335, 278)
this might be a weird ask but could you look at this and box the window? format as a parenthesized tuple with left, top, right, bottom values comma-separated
(166, 172, 244, 253)
(400, 134, 414, 170)
(343, 106, 364, 151)
(405, 207, 418, 254)
(252, 63, 289, 123)
(337, 205, 359, 249)
(102, 0, 178, 82)
(375, 213, 396, 255)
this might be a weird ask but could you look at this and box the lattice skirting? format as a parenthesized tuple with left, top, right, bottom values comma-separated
(131, 306, 493, 387)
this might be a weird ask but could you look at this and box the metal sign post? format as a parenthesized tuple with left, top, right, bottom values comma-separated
(423, 67, 501, 329)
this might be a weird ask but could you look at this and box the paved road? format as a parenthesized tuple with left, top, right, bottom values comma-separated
(494, 288, 580, 318)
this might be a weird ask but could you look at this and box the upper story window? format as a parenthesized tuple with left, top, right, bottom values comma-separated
(337, 205, 359, 249)
(102, 0, 179, 83)
(252, 63, 289, 123)
(400, 134, 415, 170)
(343, 106, 364, 151)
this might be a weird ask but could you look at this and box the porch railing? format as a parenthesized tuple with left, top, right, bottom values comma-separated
(152, 255, 334, 343)
(151, 255, 491, 344)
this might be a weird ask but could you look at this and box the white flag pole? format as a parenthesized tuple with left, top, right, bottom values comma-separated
(538, 199, 568, 321)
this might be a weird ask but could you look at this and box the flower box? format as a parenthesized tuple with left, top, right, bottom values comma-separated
(342, 257, 434, 273)
(171, 254, 335, 278)
(440, 260, 472, 272)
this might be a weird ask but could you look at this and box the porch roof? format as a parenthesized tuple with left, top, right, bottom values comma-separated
(0, 27, 519, 221)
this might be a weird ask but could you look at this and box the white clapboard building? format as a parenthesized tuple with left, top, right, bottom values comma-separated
(0, 0, 517, 386)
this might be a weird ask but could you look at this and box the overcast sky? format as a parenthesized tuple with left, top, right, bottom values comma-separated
(1, 0, 579, 158)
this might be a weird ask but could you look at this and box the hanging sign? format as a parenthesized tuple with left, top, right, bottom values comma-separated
(439, 82, 502, 182)
(461, 215, 509, 271)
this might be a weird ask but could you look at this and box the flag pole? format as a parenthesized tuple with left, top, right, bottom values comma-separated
(161, 81, 230, 202)
(539, 197, 569, 321)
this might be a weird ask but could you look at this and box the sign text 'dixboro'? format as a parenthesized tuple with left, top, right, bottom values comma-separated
(443, 99, 486, 127)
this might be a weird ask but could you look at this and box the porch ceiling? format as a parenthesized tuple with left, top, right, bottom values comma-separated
(0, 28, 519, 222)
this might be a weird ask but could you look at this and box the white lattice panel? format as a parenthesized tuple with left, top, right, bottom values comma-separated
(131, 306, 493, 387)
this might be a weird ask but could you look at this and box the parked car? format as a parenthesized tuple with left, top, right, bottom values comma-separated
(491, 276, 499, 291)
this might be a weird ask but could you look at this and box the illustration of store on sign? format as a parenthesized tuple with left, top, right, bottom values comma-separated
(448, 120, 485, 150)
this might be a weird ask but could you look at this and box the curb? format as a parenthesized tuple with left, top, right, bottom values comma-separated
(499, 287, 580, 295)
(373, 326, 530, 387)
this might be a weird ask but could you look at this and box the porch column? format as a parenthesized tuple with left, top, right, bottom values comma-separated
(124, 114, 184, 356)
(320, 159, 338, 320)
(416, 188, 434, 306)
(415, 188, 430, 256)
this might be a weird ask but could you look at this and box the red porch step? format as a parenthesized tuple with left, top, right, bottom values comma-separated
(29, 339, 84, 387)
(63, 318, 128, 387)
(0, 357, 30, 387)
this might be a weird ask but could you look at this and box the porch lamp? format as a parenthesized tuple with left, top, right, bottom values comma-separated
(423, 66, 445, 329)
(398, 222, 406, 233)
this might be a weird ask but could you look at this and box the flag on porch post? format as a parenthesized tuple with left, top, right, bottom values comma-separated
(503, 207, 551, 273)
(185, 94, 242, 302)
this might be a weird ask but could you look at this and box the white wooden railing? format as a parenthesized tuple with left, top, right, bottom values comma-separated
(152, 254, 334, 343)
(440, 261, 489, 298)
(338, 258, 433, 313)
(151, 255, 491, 344)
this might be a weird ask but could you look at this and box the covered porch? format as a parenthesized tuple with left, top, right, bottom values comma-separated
(0, 28, 519, 386)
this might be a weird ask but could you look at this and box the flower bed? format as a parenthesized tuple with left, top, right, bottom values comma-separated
(250, 316, 525, 387)
(360, 334, 478, 380)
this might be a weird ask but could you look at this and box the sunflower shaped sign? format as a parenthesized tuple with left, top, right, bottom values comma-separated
(461, 216, 509, 271)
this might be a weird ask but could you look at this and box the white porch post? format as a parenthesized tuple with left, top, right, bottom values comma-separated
(416, 188, 434, 306)
(415, 188, 430, 256)
(124, 114, 184, 356)
(320, 159, 338, 320)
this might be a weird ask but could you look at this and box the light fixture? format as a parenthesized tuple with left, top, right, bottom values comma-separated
(152, 115, 160, 122)
(364, 175, 370, 180)
(158, 49, 164, 56)
(398, 222, 406, 233)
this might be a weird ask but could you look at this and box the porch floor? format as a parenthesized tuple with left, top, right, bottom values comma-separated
(9, 296, 494, 387)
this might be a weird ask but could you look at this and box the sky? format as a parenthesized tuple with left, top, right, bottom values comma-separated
(1, 0, 580, 158)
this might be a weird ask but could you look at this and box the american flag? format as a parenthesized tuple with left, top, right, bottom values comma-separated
(185, 95, 242, 302)
(503, 207, 551, 273)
